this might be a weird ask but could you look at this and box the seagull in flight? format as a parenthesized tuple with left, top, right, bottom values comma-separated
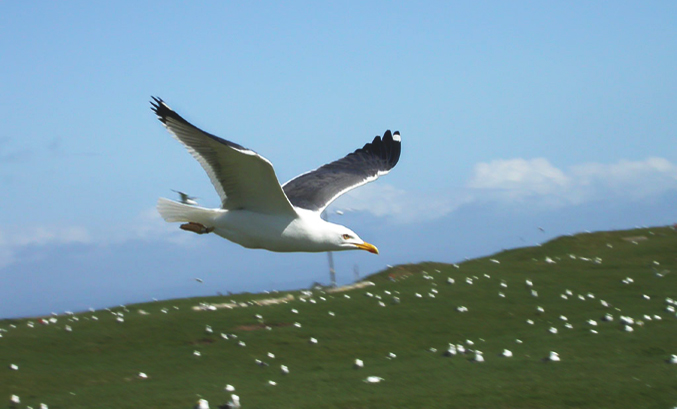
(172, 190, 198, 206)
(151, 97, 401, 254)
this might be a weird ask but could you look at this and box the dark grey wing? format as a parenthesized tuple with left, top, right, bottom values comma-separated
(282, 130, 401, 213)
(152, 97, 296, 216)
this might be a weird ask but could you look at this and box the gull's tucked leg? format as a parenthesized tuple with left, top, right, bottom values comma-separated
(180, 222, 214, 234)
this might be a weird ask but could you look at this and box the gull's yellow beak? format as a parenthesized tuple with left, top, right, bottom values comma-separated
(355, 242, 379, 254)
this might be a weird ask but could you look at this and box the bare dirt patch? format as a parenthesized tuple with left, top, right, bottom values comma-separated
(189, 337, 217, 345)
(234, 322, 293, 331)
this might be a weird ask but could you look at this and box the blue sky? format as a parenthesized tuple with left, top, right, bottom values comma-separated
(1, 2, 676, 318)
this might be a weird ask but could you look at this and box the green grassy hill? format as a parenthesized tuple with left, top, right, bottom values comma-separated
(3, 227, 677, 409)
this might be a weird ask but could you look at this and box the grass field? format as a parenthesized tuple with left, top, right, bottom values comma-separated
(2, 226, 677, 408)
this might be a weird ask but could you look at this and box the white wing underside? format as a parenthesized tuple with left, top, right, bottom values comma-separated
(152, 99, 296, 216)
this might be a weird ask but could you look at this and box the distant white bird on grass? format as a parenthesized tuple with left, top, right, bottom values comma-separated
(354, 359, 364, 369)
(473, 351, 484, 362)
(152, 97, 401, 254)
(653, 267, 671, 278)
(444, 344, 457, 357)
(227, 394, 240, 409)
(194, 399, 209, 409)
(364, 376, 384, 383)
(620, 316, 634, 326)
(547, 351, 560, 362)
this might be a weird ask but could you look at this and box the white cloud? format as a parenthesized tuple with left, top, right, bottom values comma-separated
(0, 246, 15, 270)
(334, 157, 677, 224)
(10, 226, 91, 247)
(0, 225, 91, 247)
(331, 183, 471, 224)
(468, 158, 569, 192)
(0, 206, 195, 270)
(467, 158, 571, 203)
(0, 225, 92, 269)
(570, 157, 677, 199)
(468, 157, 677, 205)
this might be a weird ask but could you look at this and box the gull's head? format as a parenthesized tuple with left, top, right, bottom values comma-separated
(330, 224, 379, 254)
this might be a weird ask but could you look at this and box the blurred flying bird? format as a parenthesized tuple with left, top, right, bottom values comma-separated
(172, 190, 198, 205)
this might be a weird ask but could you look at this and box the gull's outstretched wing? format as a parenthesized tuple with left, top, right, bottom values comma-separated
(282, 130, 401, 213)
(151, 97, 296, 216)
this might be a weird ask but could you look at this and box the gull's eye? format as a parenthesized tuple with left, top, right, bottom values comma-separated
(342, 234, 352, 240)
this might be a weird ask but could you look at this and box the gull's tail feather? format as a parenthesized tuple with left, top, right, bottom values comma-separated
(157, 197, 218, 226)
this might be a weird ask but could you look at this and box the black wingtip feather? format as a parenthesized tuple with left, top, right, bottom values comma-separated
(150, 96, 167, 123)
(150, 96, 190, 126)
(357, 129, 401, 171)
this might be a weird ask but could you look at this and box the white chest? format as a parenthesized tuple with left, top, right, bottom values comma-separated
(211, 210, 333, 252)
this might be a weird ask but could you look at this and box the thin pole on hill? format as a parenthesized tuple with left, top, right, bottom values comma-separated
(321, 210, 340, 288)
(327, 251, 336, 288)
